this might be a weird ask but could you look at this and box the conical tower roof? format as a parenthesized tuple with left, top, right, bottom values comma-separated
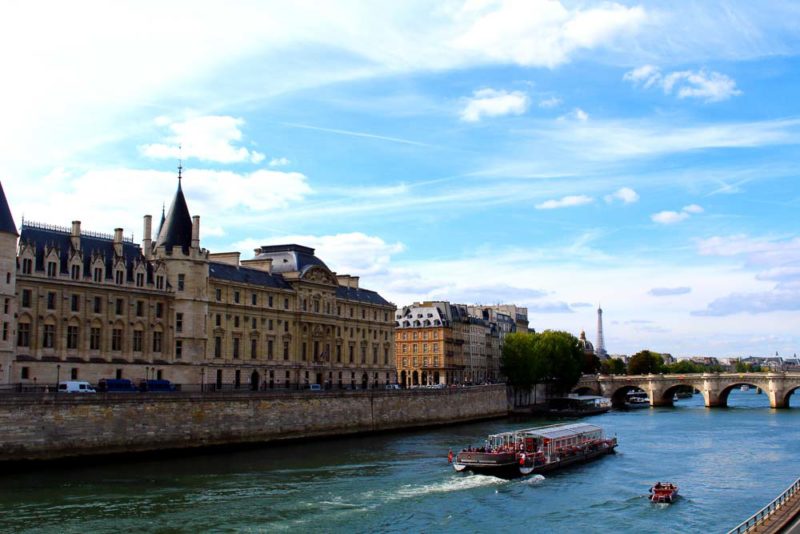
(155, 174, 192, 250)
(0, 181, 18, 236)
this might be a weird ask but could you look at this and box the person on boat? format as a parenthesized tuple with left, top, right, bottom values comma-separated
(448, 450, 453, 463)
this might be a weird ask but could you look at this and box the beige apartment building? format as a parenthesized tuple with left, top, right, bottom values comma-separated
(0, 175, 396, 390)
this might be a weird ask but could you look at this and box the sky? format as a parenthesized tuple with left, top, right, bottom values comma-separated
(1, 0, 800, 358)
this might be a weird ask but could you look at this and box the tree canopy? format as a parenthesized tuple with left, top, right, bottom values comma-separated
(627, 350, 665, 375)
(501, 330, 584, 395)
(600, 357, 626, 375)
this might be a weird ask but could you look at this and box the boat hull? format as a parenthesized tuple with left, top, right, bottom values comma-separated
(455, 443, 616, 477)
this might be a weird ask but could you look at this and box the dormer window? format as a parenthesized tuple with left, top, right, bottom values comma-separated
(71, 265, 80, 280)
(115, 269, 124, 285)
(21, 258, 32, 274)
(156, 275, 164, 290)
(47, 262, 57, 278)
(136, 272, 144, 287)
(93, 267, 103, 282)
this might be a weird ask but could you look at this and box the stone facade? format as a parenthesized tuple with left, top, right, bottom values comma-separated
(0, 177, 396, 390)
(0, 386, 508, 461)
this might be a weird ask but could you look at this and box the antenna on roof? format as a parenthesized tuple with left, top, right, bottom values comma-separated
(177, 144, 183, 182)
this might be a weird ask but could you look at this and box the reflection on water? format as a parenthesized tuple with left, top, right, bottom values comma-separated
(1, 389, 800, 533)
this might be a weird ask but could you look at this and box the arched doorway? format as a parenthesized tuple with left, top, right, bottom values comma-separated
(400, 370, 407, 388)
(250, 370, 260, 391)
(434, 371, 440, 384)
(361, 373, 368, 389)
(412, 371, 419, 386)
(216, 369, 223, 390)
(421, 371, 428, 385)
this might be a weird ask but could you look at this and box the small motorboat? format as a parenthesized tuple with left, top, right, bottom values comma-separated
(649, 482, 679, 503)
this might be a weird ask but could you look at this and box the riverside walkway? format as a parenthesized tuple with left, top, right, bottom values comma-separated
(728, 478, 800, 533)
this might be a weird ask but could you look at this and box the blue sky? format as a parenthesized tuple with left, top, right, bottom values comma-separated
(2, 0, 800, 358)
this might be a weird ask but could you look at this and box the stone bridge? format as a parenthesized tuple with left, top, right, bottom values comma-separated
(574, 372, 800, 409)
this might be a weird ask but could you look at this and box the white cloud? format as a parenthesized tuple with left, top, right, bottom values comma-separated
(652, 204, 703, 224)
(559, 107, 589, 121)
(140, 115, 265, 164)
(453, 1, 645, 68)
(460, 88, 529, 122)
(538, 96, 562, 108)
(536, 194, 593, 210)
(624, 65, 741, 103)
(649, 287, 691, 297)
(233, 232, 405, 277)
(604, 187, 639, 204)
(682, 204, 704, 214)
(651, 211, 689, 224)
(269, 157, 290, 167)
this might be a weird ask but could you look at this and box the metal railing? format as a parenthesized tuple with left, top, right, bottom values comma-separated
(728, 477, 800, 534)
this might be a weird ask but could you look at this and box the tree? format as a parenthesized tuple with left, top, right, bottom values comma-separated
(582, 352, 601, 375)
(535, 330, 584, 395)
(627, 350, 664, 375)
(665, 359, 704, 374)
(600, 357, 626, 375)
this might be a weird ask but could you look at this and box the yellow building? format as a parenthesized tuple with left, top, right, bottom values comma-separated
(0, 174, 396, 390)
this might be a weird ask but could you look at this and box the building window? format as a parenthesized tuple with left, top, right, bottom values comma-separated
(268, 319, 273, 331)
(384, 348, 389, 365)
(251, 317, 256, 329)
(314, 300, 319, 313)
(90, 327, 101, 350)
(71, 265, 81, 280)
(175, 340, 182, 359)
(284, 298, 289, 310)
(43, 324, 55, 348)
(112, 328, 123, 351)
(115, 270, 124, 285)
(133, 330, 143, 352)
(251, 293, 257, 306)
(234, 291, 240, 304)
(361, 346, 366, 364)
(136, 272, 144, 287)
(17, 322, 30, 347)
(136, 300, 144, 317)
(21, 367, 29, 380)
(21, 289, 31, 308)
(22, 258, 32, 274)
(156, 302, 163, 318)
(93, 296, 102, 313)
(115, 298, 123, 315)
(267, 339, 274, 360)
(156, 275, 164, 290)
(232, 338, 240, 359)
(268, 295, 273, 307)
(3, 297, 7, 314)
(214, 336, 222, 358)
(215, 314, 221, 327)
(250, 338, 257, 360)
(234, 316, 240, 328)
(283, 321, 288, 333)
(93, 267, 103, 282)
(67, 326, 79, 349)
(47, 292, 56, 310)
(336, 345, 341, 363)
(402, 345, 407, 353)
(301, 342, 307, 361)
(215, 288, 222, 301)
(70, 368, 78, 380)
(349, 345, 354, 363)
(301, 299, 307, 311)
(433, 344, 438, 352)
(70, 294, 79, 312)
(47, 261, 57, 278)
(283, 341, 289, 360)
(2, 321, 7, 341)
(361, 309, 366, 319)
(177, 274, 185, 292)
(373, 346, 378, 364)
(176, 313, 183, 333)
(152, 331, 162, 353)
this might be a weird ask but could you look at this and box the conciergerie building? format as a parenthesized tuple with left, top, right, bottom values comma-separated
(0, 171, 397, 390)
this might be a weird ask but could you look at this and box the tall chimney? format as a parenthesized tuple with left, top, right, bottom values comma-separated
(143, 215, 152, 259)
(191, 216, 200, 249)
(70, 221, 81, 251)
(113, 227, 123, 257)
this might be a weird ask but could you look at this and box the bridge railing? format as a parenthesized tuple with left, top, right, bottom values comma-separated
(728, 476, 800, 534)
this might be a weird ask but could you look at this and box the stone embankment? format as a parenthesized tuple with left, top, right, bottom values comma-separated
(0, 385, 508, 462)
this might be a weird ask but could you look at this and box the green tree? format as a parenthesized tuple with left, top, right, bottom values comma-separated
(535, 330, 584, 395)
(665, 359, 704, 374)
(735, 361, 752, 373)
(600, 357, 626, 375)
(582, 352, 601, 375)
(627, 350, 664, 375)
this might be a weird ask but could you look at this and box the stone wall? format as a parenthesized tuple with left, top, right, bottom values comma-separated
(0, 385, 508, 462)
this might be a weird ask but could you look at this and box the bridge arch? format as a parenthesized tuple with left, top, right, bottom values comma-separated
(782, 386, 800, 408)
(572, 386, 597, 396)
(717, 382, 765, 408)
(607, 384, 650, 407)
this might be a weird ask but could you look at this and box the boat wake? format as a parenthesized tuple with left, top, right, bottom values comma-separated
(393, 474, 507, 500)
(520, 474, 546, 486)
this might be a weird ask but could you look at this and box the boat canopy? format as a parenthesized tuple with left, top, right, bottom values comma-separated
(517, 423, 604, 440)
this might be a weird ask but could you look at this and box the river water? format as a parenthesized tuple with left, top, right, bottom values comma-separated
(2, 390, 800, 533)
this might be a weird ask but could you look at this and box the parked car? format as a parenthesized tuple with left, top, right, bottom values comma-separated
(97, 378, 138, 393)
(309, 383, 322, 391)
(58, 381, 96, 393)
(139, 379, 177, 392)
(384, 384, 401, 390)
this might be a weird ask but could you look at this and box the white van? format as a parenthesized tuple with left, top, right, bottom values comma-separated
(58, 381, 96, 393)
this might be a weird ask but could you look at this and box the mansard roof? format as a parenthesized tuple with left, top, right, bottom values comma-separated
(155, 179, 193, 251)
(336, 285, 392, 307)
(208, 261, 292, 290)
(252, 244, 330, 274)
(0, 182, 18, 236)
(19, 223, 147, 282)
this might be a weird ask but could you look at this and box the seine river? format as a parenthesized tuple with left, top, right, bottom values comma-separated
(2, 390, 800, 533)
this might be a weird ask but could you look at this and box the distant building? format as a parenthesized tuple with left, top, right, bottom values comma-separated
(595, 306, 607, 359)
(578, 330, 595, 356)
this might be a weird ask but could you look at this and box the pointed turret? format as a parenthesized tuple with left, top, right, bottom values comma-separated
(155, 171, 193, 251)
(0, 182, 18, 237)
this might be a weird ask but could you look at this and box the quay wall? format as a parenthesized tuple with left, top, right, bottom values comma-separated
(0, 386, 508, 462)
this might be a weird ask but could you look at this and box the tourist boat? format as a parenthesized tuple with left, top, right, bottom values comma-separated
(625, 391, 650, 408)
(452, 423, 617, 477)
(547, 395, 611, 417)
(740, 385, 750, 392)
(675, 390, 693, 399)
(649, 482, 679, 503)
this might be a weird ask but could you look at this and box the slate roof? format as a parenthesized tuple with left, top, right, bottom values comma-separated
(336, 285, 392, 306)
(253, 244, 330, 274)
(208, 261, 292, 290)
(0, 182, 18, 236)
(155, 180, 193, 251)
(19, 224, 147, 282)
